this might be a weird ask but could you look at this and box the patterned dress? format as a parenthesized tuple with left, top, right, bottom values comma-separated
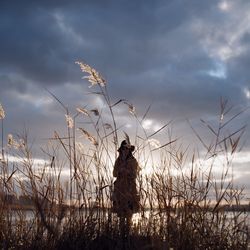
(112, 155, 140, 217)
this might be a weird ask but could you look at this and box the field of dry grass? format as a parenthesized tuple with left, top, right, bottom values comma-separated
(0, 63, 249, 249)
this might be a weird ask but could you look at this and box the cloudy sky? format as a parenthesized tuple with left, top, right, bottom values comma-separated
(1, 0, 250, 196)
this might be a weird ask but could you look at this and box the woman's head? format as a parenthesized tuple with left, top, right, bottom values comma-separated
(118, 140, 135, 158)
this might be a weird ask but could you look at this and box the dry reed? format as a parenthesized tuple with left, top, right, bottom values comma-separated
(0, 63, 249, 250)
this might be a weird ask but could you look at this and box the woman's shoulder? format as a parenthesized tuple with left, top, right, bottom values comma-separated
(128, 156, 138, 165)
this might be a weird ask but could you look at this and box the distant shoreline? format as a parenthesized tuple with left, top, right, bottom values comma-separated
(4, 203, 250, 213)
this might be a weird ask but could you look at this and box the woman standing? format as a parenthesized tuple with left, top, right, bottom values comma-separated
(112, 139, 140, 234)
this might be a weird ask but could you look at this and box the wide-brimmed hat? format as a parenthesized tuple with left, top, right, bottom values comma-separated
(118, 140, 135, 152)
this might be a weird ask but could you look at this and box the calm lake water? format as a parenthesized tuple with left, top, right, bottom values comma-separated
(10, 209, 250, 226)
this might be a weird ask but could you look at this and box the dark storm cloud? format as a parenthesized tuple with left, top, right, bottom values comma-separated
(0, 7, 73, 85)
(0, 0, 218, 89)
(1, 0, 250, 141)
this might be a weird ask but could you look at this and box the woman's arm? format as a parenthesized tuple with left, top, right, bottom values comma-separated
(113, 159, 119, 177)
(128, 158, 139, 179)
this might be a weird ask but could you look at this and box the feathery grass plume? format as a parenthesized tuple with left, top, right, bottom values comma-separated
(0, 103, 5, 119)
(78, 128, 98, 146)
(76, 107, 89, 116)
(18, 138, 26, 149)
(75, 61, 106, 87)
(7, 134, 14, 147)
(7, 134, 25, 149)
(124, 101, 136, 115)
(90, 109, 100, 116)
(148, 138, 161, 149)
(65, 114, 74, 128)
(129, 105, 135, 115)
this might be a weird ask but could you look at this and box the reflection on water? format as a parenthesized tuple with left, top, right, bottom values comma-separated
(10, 209, 250, 226)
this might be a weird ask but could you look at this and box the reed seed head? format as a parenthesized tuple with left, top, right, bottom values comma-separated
(75, 61, 106, 87)
(65, 114, 74, 128)
(0, 103, 5, 119)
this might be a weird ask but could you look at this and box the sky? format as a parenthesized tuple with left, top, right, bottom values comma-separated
(1, 0, 250, 197)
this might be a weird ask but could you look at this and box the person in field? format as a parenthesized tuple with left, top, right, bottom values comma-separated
(112, 139, 140, 234)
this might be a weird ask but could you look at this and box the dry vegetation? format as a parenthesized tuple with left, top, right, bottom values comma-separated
(0, 63, 249, 249)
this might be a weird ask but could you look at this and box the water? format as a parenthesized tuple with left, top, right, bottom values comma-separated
(9, 209, 250, 226)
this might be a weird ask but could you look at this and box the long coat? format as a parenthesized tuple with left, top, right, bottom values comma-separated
(112, 155, 140, 217)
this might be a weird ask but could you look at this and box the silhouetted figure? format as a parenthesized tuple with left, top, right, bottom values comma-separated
(112, 139, 140, 237)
